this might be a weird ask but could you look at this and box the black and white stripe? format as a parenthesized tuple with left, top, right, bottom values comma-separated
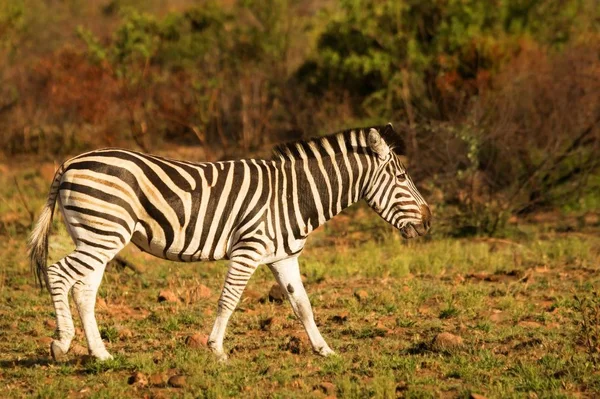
(29, 123, 431, 361)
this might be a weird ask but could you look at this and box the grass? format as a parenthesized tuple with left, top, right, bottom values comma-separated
(1, 164, 600, 398)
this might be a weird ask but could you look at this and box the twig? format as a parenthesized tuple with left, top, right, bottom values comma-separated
(108, 256, 142, 275)
(13, 177, 34, 224)
(470, 237, 524, 248)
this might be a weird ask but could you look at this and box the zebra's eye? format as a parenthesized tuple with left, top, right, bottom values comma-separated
(397, 172, 407, 182)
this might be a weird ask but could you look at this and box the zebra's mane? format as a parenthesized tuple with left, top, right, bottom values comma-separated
(271, 124, 406, 160)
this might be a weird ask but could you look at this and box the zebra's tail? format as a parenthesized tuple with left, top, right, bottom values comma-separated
(29, 164, 65, 291)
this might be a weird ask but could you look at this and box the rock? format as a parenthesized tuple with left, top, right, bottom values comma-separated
(243, 289, 263, 301)
(318, 382, 336, 395)
(168, 375, 186, 388)
(38, 336, 53, 346)
(470, 393, 488, 399)
(396, 381, 408, 394)
(149, 373, 167, 386)
(152, 351, 164, 364)
(96, 297, 108, 311)
(71, 343, 88, 356)
(330, 311, 349, 324)
(185, 333, 208, 348)
(354, 289, 369, 302)
(186, 284, 212, 303)
(432, 332, 464, 350)
(158, 290, 178, 303)
(44, 319, 57, 329)
(260, 316, 284, 331)
(286, 336, 303, 354)
(268, 284, 286, 303)
(489, 310, 505, 322)
(196, 284, 212, 298)
(128, 371, 148, 387)
(118, 328, 134, 340)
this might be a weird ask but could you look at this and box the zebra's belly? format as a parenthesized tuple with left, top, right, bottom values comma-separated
(130, 226, 230, 262)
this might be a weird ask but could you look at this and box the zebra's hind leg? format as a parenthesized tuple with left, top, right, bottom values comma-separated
(46, 253, 84, 361)
(47, 249, 111, 361)
(72, 262, 112, 360)
(208, 256, 260, 361)
(268, 257, 335, 357)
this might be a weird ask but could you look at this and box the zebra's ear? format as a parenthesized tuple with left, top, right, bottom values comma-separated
(368, 128, 390, 160)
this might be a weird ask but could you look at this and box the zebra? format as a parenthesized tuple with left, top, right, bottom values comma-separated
(29, 123, 431, 362)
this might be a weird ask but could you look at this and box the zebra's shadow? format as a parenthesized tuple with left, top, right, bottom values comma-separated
(0, 356, 84, 369)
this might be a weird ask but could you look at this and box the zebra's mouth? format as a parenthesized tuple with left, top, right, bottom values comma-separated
(400, 223, 428, 239)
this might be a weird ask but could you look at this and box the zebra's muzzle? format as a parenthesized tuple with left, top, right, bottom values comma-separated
(400, 205, 431, 238)
(400, 222, 428, 238)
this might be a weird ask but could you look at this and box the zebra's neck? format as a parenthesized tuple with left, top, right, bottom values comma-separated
(275, 148, 378, 237)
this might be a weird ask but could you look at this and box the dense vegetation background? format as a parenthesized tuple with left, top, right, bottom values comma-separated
(1, 0, 599, 234)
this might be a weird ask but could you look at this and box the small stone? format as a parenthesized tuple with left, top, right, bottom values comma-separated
(96, 297, 108, 311)
(268, 284, 286, 303)
(168, 375, 186, 388)
(243, 289, 262, 301)
(396, 381, 408, 393)
(203, 308, 214, 316)
(470, 394, 488, 399)
(152, 351, 164, 364)
(38, 336, 53, 346)
(318, 381, 336, 395)
(354, 289, 369, 302)
(489, 310, 505, 322)
(185, 333, 208, 348)
(44, 319, 57, 329)
(128, 371, 148, 387)
(158, 290, 178, 303)
(197, 284, 211, 298)
(149, 373, 167, 386)
(260, 316, 284, 331)
(71, 343, 88, 356)
(432, 332, 464, 350)
(118, 328, 134, 340)
(286, 336, 303, 354)
(330, 311, 349, 324)
(186, 284, 212, 303)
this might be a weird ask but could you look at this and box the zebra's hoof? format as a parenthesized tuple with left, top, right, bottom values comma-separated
(216, 353, 229, 363)
(92, 350, 114, 361)
(50, 341, 69, 362)
(316, 346, 336, 357)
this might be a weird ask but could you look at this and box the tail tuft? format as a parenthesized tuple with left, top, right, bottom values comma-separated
(28, 205, 54, 290)
(29, 164, 64, 291)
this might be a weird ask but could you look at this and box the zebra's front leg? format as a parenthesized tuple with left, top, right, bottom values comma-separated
(268, 257, 335, 357)
(208, 256, 259, 361)
(72, 264, 112, 361)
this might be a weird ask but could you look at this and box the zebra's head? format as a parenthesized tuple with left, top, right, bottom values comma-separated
(364, 124, 431, 238)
